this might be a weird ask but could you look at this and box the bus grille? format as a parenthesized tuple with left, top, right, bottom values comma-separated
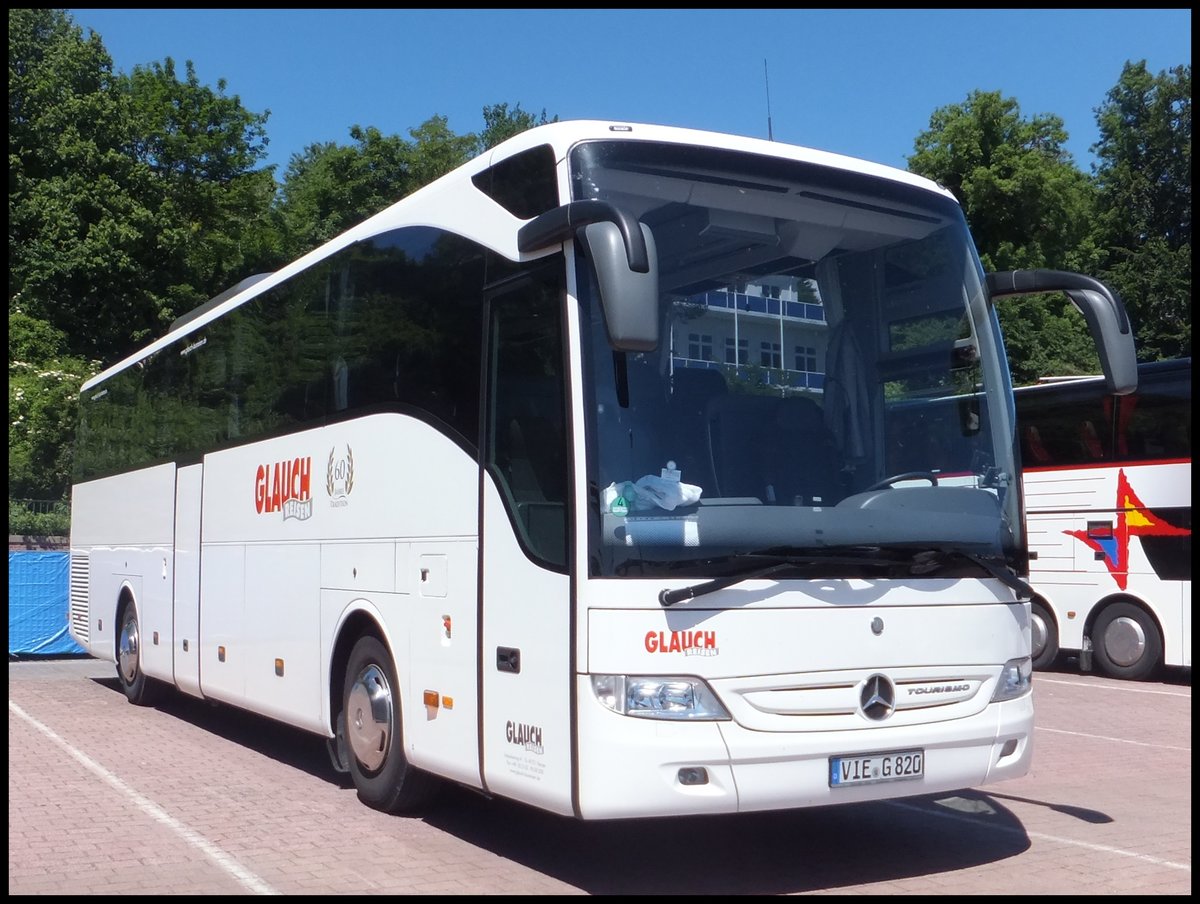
(713, 669, 993, 732)
(69, 553, 89, 645)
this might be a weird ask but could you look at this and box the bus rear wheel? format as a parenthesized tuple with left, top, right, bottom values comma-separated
(116, 601, 164, 706)
(1090, 602, 1162, 681)
(1030, 600, 1059, 670)
(341, 635, 440, 814)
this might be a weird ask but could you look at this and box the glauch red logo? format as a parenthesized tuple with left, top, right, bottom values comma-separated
(645, 630, 719, 657)
(255, 457, 313, 521)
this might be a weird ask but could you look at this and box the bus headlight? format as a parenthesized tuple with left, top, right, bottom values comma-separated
(591, 674, 731, 721)
(991, 656, 1033, 702)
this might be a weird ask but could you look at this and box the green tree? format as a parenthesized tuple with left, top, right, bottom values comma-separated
(8, 310, 97, 503)
(908, 90, 1101, 384)
(1091, 61, 1191, 361)
(10, 8, 133, 359)
(277, 126, 415, 257)
(9, 10, 276, 363)
(124, 57, 280, 324)
(477, 102, 557, 152)
(276, 103, 554, 260)
(9, 9, 276, 506)
(406, 114, 479, 190)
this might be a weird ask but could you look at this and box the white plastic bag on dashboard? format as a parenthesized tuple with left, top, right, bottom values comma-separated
(602, 476, 702, 514)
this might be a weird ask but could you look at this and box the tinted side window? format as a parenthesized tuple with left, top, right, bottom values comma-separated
(1017, 380, 1113, 468)
(76, 227, 487, 481)
(1116, 369, 1191, 462)
(485, 268, 569, 569)
(472, 144, 559, 218)
(330, 228, 486, 446)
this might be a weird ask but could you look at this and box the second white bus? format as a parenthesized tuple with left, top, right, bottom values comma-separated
(1017, 358, 1191, 680)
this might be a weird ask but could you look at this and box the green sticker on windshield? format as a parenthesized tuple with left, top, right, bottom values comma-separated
(611, 495, 628, 516)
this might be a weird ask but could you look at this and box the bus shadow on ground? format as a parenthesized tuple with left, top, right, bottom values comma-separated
(88, 672, 1033, 894)
(89, 675, 353, 788)
(423, 784, 1032, 895)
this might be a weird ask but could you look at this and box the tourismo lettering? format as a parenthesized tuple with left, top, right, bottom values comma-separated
(255, 457, 314, 521)
(644, 630, 718, 656)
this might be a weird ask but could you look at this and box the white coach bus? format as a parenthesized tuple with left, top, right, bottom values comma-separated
(69, 120, 1137, 819)
(1016, 357, 1191, 680)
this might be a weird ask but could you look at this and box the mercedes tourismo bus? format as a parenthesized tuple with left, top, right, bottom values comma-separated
(1017, 358, 1191, 680)
(68, 120, 1137, 820)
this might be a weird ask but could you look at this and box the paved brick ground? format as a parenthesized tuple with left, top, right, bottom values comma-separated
(8, 657, 1191, 895)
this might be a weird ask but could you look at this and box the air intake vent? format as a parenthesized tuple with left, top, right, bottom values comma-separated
(69, 553, 90, 645)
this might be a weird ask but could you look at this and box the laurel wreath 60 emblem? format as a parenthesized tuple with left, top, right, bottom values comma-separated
(327, 445, 355, 499)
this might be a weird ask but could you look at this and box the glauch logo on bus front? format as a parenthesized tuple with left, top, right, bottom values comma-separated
(645, 630, 719, 657)
(254, 457, 313, 521)
(1067, 469, 1189, 589)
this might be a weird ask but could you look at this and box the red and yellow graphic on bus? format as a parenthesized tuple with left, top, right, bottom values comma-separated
(254, 457, 313, 521)
(1065, 469, 1190, 589)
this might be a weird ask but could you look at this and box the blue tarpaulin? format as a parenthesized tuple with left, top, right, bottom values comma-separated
(9, 551, 86, 656)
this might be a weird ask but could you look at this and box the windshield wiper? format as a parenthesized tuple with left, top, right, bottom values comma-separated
(910, 548, 1033, 600)
(657, 546, 1033, 607)
(658, 547, 895, 607)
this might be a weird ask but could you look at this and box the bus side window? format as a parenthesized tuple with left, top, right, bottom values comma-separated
(486, 270, 569, 569)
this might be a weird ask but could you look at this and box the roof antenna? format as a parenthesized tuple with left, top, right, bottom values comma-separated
(764, 58, 774, 141)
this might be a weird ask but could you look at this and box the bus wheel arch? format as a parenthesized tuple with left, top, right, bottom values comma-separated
(336, 628, 441, 814)
(1030, 596, 1060, 670)
(115, 589, 165, 706)
(1088, 598, 1164, 681)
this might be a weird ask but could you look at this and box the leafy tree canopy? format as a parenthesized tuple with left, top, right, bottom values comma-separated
(907, 89, 1103, 383)
(1091, 60, 1191, 360)
(9, 9, 276, 362)
(274, 103, 556, 259)
(9, 310, 97, 501)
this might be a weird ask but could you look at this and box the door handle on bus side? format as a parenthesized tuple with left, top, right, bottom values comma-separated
(497, 646, 521, 674)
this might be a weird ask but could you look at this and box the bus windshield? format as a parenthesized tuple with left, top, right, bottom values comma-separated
(572, 140, 1020, 578)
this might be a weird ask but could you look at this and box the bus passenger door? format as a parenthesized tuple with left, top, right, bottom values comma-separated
(479, 267, 576, 817)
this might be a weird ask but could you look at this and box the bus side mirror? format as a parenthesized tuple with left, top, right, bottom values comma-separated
(517, 200, 659, 352)
(579, 220, 659, 352)
(986, 269, 1138, 395)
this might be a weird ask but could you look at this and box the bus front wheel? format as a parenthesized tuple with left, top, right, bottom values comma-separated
(1090, 602, 1163, 681)
(1030, 600, 1059, 670)
(116, 601, 164, 706)
(341, 635, 440, 814)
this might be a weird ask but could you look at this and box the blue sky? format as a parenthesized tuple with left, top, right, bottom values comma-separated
(66, 9, 1190, 176)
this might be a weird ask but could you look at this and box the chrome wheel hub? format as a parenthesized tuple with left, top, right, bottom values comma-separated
(347, 664, 393, 772)
(118, 613, 140, 684)
(1103, 616, 1146, 668)
(1031, 612, 1047, 659)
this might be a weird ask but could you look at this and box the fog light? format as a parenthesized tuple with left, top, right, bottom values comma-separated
(1000, 738, 1018, 758)
(677, 767, 709, 786)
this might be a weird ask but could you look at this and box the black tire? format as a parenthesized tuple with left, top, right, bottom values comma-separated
(1090, 602, 1163, 681)
(1030, 599, 1060, 671)
(116, 600, 165, 706)
(341, 635, 440, 814)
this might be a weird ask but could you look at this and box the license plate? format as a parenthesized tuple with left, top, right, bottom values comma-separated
(829, 749, 924, 787)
